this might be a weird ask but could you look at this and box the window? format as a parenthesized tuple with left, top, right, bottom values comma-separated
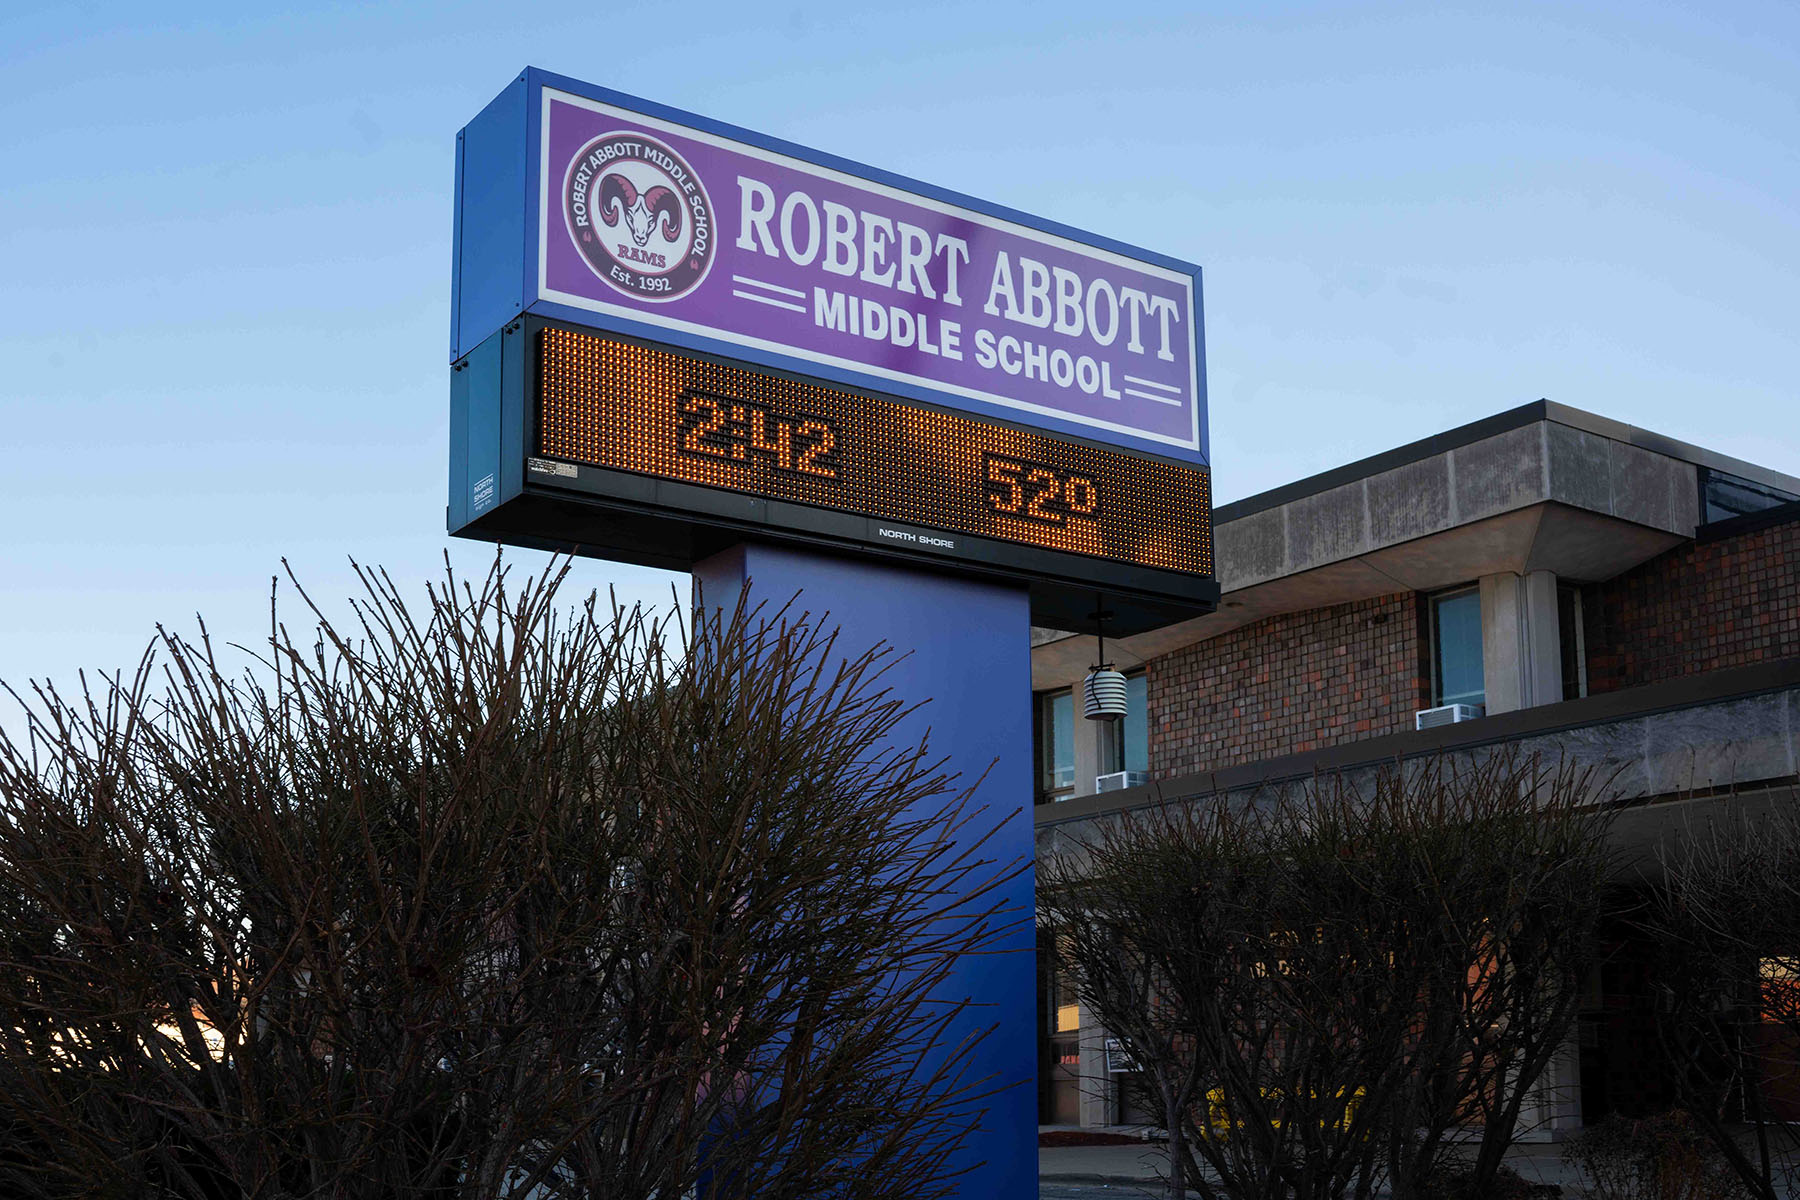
(1761, 956, 1800, 1024)
(1430, 586, 1485, 709)
(1557, 584, 1587, 701)
(1035, 689, 1075, 804)
(1100, 671, 1149, 776)
(1699, 467, 1799, 525)
(1122, 671, 1148, 775)
(1042, 937, 1082, 1033)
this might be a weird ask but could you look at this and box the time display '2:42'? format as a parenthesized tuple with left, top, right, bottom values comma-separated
(679, 389, 839, 478)
(984, 454, 1101, 526)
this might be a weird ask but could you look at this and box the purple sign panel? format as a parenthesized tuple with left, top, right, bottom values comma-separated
(536, 88, 1203, 458)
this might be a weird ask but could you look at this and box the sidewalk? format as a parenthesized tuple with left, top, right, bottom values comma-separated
(1037, 1129, 1615, 1193)
(1042, 1128, 1800, 1195)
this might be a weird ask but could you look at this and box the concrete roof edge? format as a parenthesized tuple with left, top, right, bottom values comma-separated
(1539, 401, 1800, 496)
(1213, 401, 1550, 524)
(1213, 401, 1800, 526)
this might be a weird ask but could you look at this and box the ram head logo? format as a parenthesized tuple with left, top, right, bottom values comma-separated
(599, 174, 682, 247)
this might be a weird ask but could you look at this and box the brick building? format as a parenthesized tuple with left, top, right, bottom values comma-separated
(1031, 401, 1800, 1132)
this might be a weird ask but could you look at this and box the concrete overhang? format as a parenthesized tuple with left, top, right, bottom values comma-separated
(1033, 402, 1800, 691)
(1035, 656, 1800, 833)
(1609, 784, 1800, 883)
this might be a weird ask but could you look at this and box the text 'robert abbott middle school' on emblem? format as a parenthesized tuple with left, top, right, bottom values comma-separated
(564, 131, 715, 301)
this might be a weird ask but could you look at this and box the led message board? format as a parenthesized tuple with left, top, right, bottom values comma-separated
(538, 327, 1212, 577)
(450, 70, 1217, 632)
(451, 319, 1214, 633)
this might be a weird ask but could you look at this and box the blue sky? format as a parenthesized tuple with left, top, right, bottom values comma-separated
(2, 1, 1796, 700)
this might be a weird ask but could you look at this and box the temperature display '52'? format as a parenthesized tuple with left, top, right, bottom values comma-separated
(984, 454, 1100, 526)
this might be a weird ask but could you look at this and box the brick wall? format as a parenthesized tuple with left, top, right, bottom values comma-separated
(1586, 512, 1800, 693)
(1147, 593, 1428, 779)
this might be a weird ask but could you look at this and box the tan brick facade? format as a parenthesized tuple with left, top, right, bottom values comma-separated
(1146, 592, 1429, 779)
(1586, 515, 1800, 693)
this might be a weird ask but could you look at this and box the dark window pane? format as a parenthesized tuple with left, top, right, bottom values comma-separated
(1558, 585, 1586, 701)
(1702, 469, 1799, 524)
(1122, 672, 1148, 775)
(1044, 690, 1074, 795)
(1432, 589, 1485, 708)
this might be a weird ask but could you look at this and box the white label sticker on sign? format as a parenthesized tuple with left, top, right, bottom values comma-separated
(527, 457, 579, 479)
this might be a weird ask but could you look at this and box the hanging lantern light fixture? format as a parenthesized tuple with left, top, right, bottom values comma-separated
(1083, 605, 1128, 721)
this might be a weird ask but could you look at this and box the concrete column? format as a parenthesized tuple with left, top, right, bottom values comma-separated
(1479, 570, 1563, 715)
(1515, 1033, 1583, 1142)
(1077, 1013, 1115, 1126)
(1072, 707, 1110, 799)
(1545, 1033, 1584, 1138)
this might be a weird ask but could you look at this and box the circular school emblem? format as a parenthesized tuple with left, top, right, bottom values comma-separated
(563, 132, 714, 301)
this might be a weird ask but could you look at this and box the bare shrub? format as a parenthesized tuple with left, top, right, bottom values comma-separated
(0, 555, 1020, 1199)
(1562, 1111, 1748, 1200)
(1643, 805, 1800, 1200)
(1040, 754, 1613, 1200)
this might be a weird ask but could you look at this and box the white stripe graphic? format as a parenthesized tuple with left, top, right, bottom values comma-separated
(731, 274, 807, 299)
(732, 289, 806, 314)
(1123, 387, 1183, 407)
(1122, 374, 1182, 394)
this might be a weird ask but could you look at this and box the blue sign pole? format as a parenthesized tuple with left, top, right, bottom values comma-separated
(694, 542, 1038, 1198)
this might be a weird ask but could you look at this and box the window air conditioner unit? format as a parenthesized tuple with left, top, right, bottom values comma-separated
(1096, 770, 1149, 792)
(1415, 703, 1484, 731)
